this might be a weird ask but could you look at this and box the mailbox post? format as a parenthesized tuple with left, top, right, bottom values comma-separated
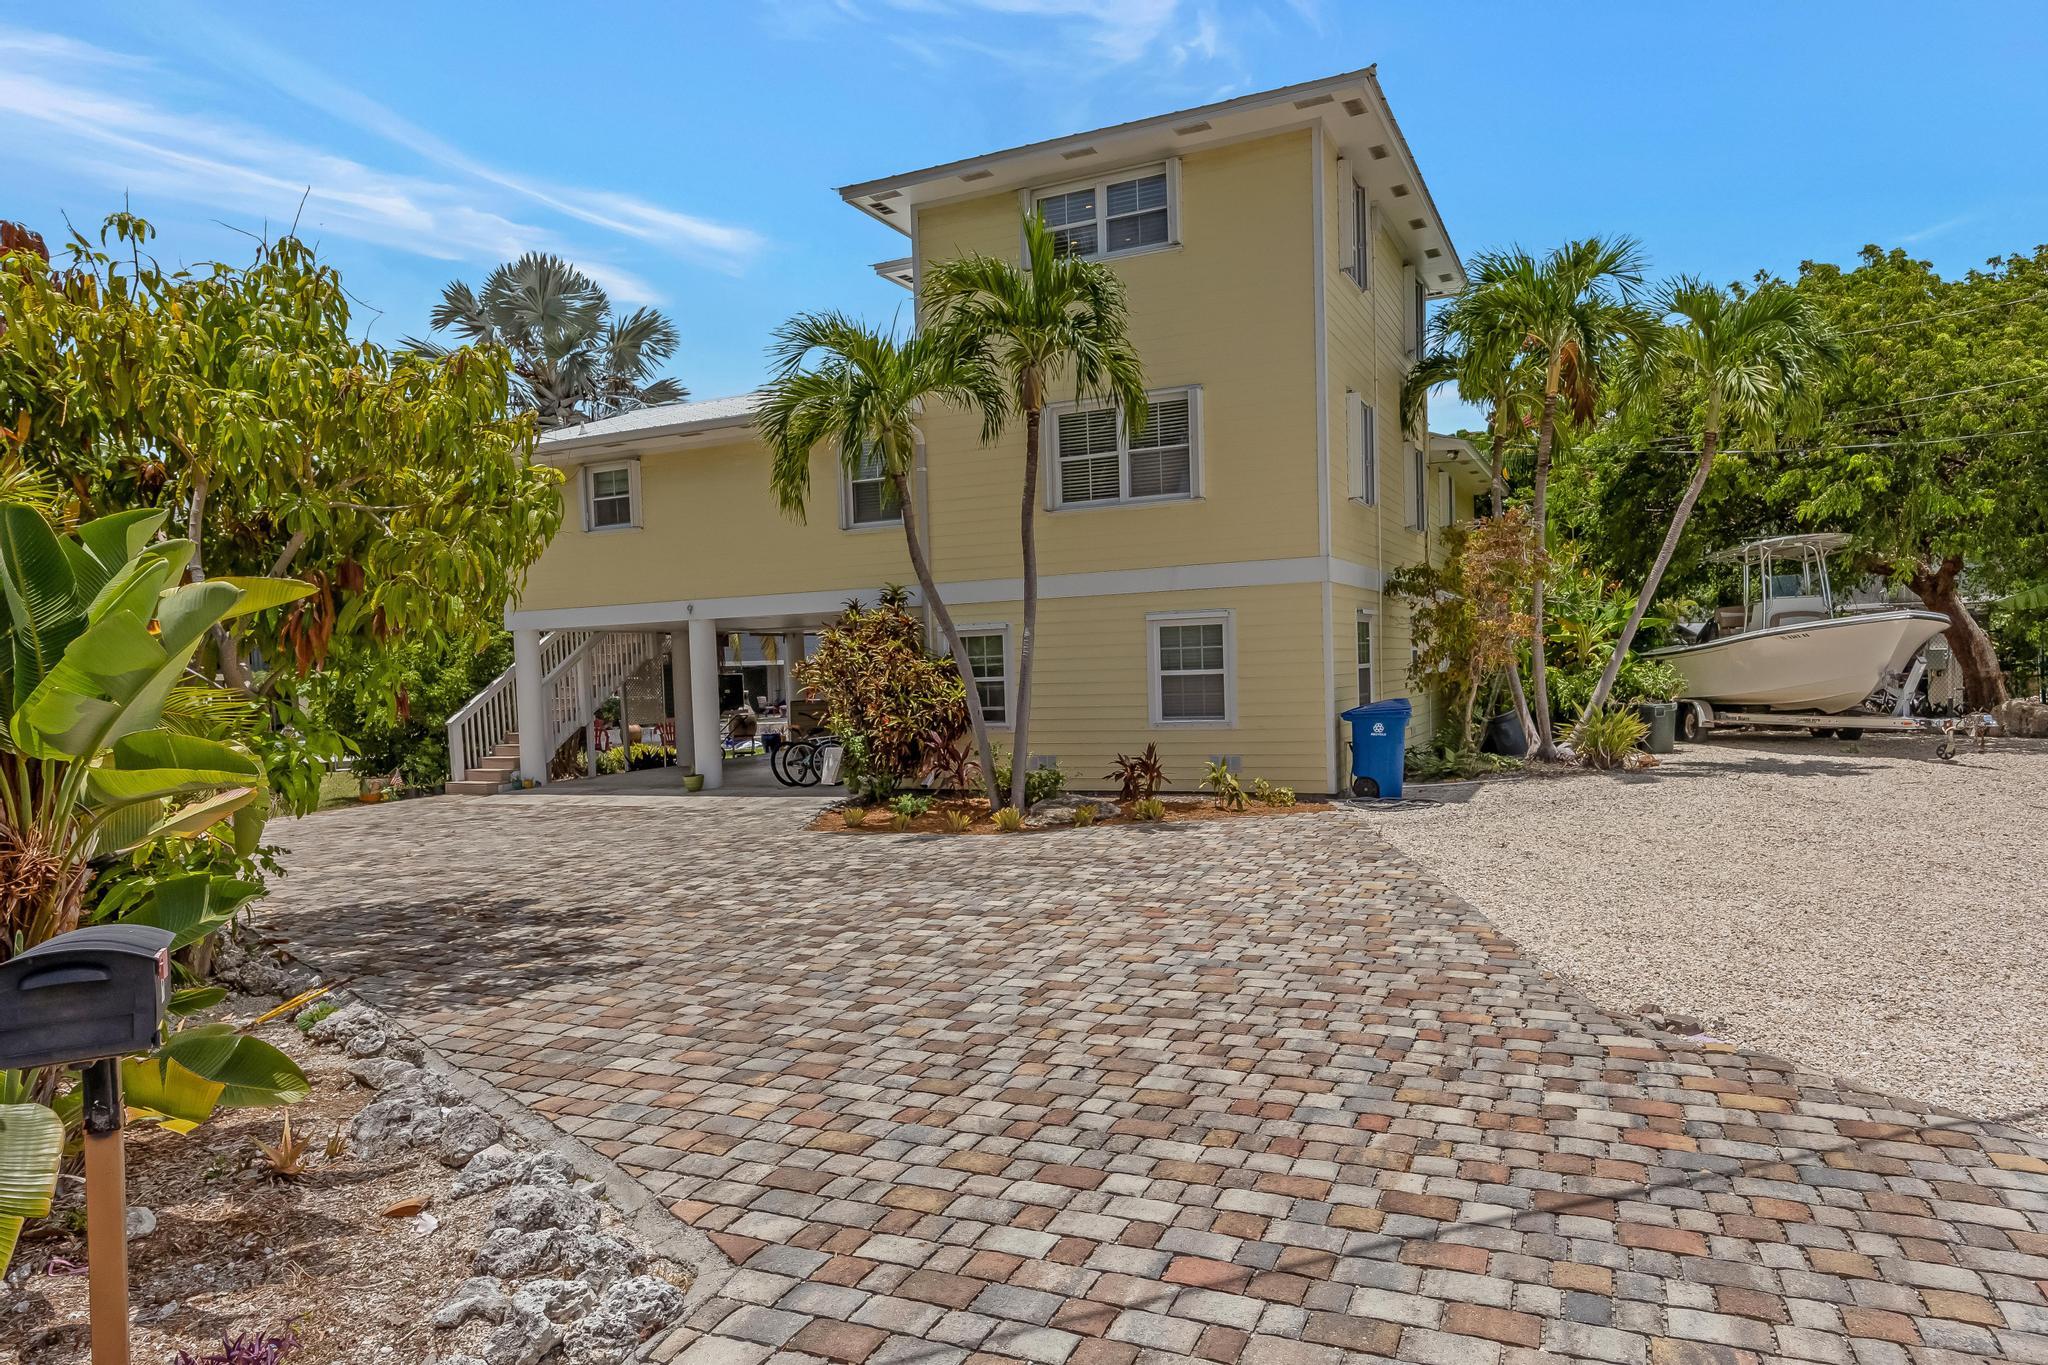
(0, 923, 175, 1365)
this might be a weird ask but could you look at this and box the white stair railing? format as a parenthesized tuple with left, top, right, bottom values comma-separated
(543, 631, 668, 759)
(445, 629, 590, 783)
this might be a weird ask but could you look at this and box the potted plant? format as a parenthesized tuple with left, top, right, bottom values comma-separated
(683, 770, 705, 792)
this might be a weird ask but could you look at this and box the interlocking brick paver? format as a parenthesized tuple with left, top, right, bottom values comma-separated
(270, 794, 2048, 1364)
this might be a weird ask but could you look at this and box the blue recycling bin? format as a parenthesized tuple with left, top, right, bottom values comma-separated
(1341, 698, 1412, 799)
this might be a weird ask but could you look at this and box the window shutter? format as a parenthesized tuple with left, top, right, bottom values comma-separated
(1360, 400, 1378, 504)
(1336, 158, 1355, 280)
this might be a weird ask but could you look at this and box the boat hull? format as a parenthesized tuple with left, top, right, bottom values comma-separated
(1646, 611, 1950, 713)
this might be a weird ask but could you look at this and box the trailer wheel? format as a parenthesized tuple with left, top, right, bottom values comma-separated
(1810, 728, 1835, 739)
(1835, 728, 1863, 741)
(1675, 706, 1702, 743)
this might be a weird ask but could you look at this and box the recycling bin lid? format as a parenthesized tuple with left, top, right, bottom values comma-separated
(1341, 698, 1413, 721)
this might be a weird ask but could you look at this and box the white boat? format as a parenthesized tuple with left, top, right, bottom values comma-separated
(1646, 534, 1950, 714)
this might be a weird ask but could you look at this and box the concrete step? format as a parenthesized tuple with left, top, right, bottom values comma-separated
(471, 755, 519, 775)
(445, 778, 508, 796)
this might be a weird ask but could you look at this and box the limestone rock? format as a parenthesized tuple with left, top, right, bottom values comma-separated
(557, 1231, 642, 1290)
(561, 1276, 686, 1365)
(472, 1227, 564, 1280)
(306, 1002, 383, 1048)
(490, 1183, 600, 1235)
(437, 1106, 505, 1169)
(1023, 795, 1120, 828)
(349, 1085, 447, 1158)
(1995, 698, 2048, 738)
(482, 1298, 560, 1365)
(432, 1277, 512, 1330)
(346, 1056, 420, 1091)
(512, 1277, 598, 1324)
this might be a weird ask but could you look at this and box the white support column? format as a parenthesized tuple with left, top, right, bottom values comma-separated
(782, 631, 803, 709)
(577, 654, 598, 777)
(514, 629, 548, 786)
(688, 618, 722, 790)
(669, 630, 695, 772)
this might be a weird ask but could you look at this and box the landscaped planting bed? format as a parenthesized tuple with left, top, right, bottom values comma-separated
(816, 793, 1329, 834)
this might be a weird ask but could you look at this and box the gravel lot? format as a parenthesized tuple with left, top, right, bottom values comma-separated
(1361, 732, 2048, 1129)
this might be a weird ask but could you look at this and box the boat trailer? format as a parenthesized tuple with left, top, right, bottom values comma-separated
(1675, 700, 1998, 759)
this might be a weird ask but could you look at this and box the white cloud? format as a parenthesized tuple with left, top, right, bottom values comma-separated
(0, 22, 758, 292)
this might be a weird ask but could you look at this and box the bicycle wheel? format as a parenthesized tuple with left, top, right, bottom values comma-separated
(785, 741, 822, 787)
(770, 742, 799, 786)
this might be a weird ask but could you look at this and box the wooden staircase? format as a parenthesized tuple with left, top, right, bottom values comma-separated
(445, 733, 524, 796)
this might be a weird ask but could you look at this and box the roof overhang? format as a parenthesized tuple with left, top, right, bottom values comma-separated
(533, 396, 761, 465)
(872, 257, 914, 290)
(837, 66, 1466, 296)
(1427, 433, 1488, 482)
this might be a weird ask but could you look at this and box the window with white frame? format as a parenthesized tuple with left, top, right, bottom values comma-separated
(1409, 445, 1427, 530)
(1034, 164, 1174, 260)
(962, 631, 1008, 725)
(1355, 613, 1375, 703)
(1051, 388, 1196, 508)
(1150, 614, 1231, 725)
(844, 446, 900, 527)
(585, 461, 637, 531)
(1348, 394, 1378, 504)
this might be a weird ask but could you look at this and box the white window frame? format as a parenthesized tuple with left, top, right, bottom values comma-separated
(840, 445, 903, 531)
(1025, 160, 1180, 263)
(1044, 385, 1202, 511)
(1356, 610, 1375, 704)
(1409, 445, 1428, 530)
(583, 459, 640, 533)
(959, 626, 1011, 729)
(1348, 393, 1378, 505)
(1147, 610, 1235, 728)
(1337, 174, 1370, 290)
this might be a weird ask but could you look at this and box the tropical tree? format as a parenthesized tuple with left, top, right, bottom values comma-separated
(0, 498, 314, 1271)
(1581, 279, 1839, 717)
(923, 214, 1148, 809)
(0, 215, 562, 716)
(757, 314, 1006, 805)
(1401, 250, 1543, 752)
(409, 252, 686, 427)
(1386, 509, 1538, 755)
(1483, 238, 1651, 757)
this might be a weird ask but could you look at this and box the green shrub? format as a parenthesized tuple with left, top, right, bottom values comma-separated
(1129, 797, 1166, 822)
(1405, 745, 1523, 782)
(889, 811, 914, 831)
(943, 809, 973, 833)
(840, 806, 868, 828)
(993, 749, 1066, 807)
(1249, 778, 1296, 807)
(1106, 743, 1167, 800)
(799, 594, 967, 794)
(1202, 760, 1249, 811)
(1572, 706, 1649, 769)
(596, 742, 673, 775)
(890, 793, 935, 818)
(1069, 803, 1097, 828)
(993, 806, 1025, 832)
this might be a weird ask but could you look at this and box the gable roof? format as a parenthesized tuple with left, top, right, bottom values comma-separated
(838, 66, 1466, 296)
(534, 393, 761, 461)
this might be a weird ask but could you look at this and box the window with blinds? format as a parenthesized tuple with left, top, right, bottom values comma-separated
(1356, 614, 1375, 703)
(845, 446, 900, 527)
(1348, 394, 1377, 504)
(587, 462, 636, 530)
(1052, 389, 1197, 508)
(962, 632, 1008, 724)
(1033, 165, 1174, 260)
(1152, 616, 1230, 724)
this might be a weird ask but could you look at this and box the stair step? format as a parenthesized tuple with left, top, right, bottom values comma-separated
(445, 778, 509, 796)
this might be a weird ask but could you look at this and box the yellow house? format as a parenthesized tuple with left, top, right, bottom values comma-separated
(462, 69, 1491, 797)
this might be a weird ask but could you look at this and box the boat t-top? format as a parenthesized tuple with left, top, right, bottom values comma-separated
(1646, 533, 1951, 734)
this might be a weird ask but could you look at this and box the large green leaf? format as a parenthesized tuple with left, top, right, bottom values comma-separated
(153, 580, 241, 655)
(0, 1101, 63, 1276)
(75, 508, 169, 582)
(116, 873, 235, 953)
(84, 552, 174, 627)
(0, 505, 85, 709)
(87, 732, 264, 804)
(212, 576, 316, 621)
(121, 787, 260, 849)
(155, 1025, 308, 1108)
(121, 1053, 224, 1125)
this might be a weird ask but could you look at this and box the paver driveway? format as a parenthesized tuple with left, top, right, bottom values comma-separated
(267, 794, 2048, 1365)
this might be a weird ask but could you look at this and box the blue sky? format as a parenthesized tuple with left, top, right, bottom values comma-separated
(5, 2, 2045, 427)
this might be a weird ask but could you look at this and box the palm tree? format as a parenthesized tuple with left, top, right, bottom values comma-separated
(407, 253, 685, 427)
(1485, 238, 1652, 758)
(1579, 279, 1839, 716)
(923, 213, 1148, 811)
(756, 312, 1007, 806)
(1401, 250, 1542, 754)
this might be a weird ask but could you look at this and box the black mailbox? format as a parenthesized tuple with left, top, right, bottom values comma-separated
(0, 924, 175, 1070)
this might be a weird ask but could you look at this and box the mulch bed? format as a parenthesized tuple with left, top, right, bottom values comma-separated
(0, 1015, 492, 1364)
(815, 794, 1329, 834)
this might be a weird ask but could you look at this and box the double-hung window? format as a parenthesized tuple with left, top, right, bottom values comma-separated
(1348, 394, 1377, 504)
(844, 446, 900, 528)
(585, 461, 637, 531)
(1051, 388, 1197, 509)
(1150, 613, 1232, 725)
(1409, 445, 1428, 530)
(1356, 613, 1375, 703)
(1033, 164, 1174, 260)
(1351, 182, 1371, 288)
(962, 631, 1008, 725)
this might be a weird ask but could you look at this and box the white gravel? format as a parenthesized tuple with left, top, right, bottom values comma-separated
(1359, 733, 2048, 1129)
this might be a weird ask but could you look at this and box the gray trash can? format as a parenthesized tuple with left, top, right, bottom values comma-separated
(1638, 701, 1678, 754)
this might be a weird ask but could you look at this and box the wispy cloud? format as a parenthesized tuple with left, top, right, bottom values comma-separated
(0, 22, 758, 297)
(1899, 214, 1973, 246)
(801, 0, 1260, 77)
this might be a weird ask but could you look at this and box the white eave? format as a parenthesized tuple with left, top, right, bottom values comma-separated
(534, 394, 761, 463)
(837, 66, 1467, 296)
(872, 257, 914, 290)
(1427, 433, 1488, 481)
